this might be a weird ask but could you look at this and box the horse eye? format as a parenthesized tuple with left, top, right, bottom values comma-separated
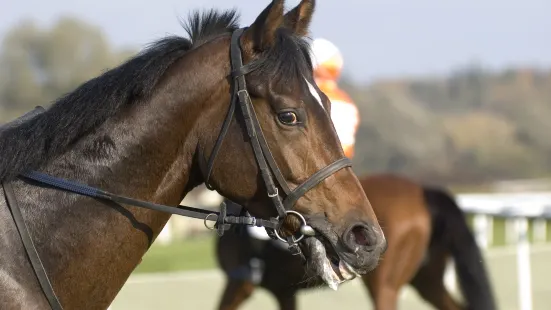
(277, 111, 298, 125)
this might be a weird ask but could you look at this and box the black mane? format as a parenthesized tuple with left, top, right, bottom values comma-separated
(0, 8, 313, 182)
(0, 9, 239, 182)
(250, 28, 314, 87)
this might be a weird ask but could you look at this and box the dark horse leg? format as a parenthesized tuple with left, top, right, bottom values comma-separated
(273, 290, 297, 310)
(217, 278, 297, 310)
(410, 248, 463, 310)
(216, 203, 260, 310)
(217, 278, 256, 310)
(216, 199, 299, 310)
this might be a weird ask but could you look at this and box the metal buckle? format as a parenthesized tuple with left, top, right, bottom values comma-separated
(267, 188, 278, 198)
(236, 89, 248, 96)
(203, 213, 218, 230)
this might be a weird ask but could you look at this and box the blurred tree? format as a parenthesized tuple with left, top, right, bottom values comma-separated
(343, 66, 551, 185)
(0, 20, 44, 111)
(0, 17, 135, 114)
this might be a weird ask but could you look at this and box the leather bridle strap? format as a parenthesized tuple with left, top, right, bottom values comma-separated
(203, 84, 236, 191)
(2, 182, 64, 310)
(228, 29, 353, 212)
(17, 171, 279, 230)
(228, 28, 287, 219)
(253, 120, 291, 195)
(203, 27, 289, 219)
(283, 157, 352, 209)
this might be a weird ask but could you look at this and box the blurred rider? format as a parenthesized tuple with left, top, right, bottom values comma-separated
(309, 38, 360, 159)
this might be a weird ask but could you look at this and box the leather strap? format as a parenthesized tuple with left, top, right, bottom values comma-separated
(2, 182, 64, 310)
(19, 171, 279, 231)
(252, 106, 291, 195)
(283, 158, 352, 209)
(203, 84, 237, 190)
(229, 28, 287, 219)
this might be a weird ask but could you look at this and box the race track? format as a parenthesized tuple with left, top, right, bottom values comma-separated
(110, 244, 551, 310)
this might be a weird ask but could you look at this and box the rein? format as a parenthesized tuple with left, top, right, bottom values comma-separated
(1, 28, 351, 310)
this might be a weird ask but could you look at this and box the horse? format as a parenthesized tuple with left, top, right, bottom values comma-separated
(0, 1, 387, 309)
(216, 173, 497, 310)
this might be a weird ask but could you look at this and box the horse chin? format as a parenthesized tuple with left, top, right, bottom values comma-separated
(303, 237, 359, 291)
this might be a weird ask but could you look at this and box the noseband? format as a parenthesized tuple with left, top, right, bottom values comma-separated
(1, 28, 351, 310)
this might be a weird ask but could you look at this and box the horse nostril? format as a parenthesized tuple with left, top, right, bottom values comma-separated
(341, 223, 380, 253)
(342, 223, 380, 253)
(351, 225, 373, 247)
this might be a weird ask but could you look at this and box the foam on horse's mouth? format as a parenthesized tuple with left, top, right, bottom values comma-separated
(305, 237, 359, 290)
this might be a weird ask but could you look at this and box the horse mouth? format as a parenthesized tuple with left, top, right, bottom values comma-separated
(302, 235, 360, 291)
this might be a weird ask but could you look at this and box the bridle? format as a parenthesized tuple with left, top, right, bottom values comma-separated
(0, 28, 351, 310)
(202, 27, 351, 250)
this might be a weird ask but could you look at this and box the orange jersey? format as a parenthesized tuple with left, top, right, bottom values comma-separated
(315, 79, 360, 158)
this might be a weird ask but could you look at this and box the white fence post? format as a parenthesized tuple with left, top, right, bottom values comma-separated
(473, 214, 490, 248)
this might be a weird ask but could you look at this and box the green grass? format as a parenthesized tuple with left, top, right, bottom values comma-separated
(492, 218, 507, 246)
(133, 235, 217, 274)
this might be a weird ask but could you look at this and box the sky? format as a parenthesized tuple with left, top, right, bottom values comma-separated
(1, 0, 550, 82)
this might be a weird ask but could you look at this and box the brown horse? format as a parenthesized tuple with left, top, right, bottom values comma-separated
(0, 1, 386, 309)
(216, 174, 496, 310)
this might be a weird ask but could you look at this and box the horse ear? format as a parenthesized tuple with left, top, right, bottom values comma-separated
(283, 0, 315, 36)
(242, 0, 285, 52)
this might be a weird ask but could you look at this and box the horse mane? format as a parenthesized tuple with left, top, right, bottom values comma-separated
(0, 7, 314, 183)
(250, 28, 315, 87)
(0, 9, 239, 182)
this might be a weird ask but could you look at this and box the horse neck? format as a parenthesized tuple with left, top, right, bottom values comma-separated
(17, 37, 232, 308)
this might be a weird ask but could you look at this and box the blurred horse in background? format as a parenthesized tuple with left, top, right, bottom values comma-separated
(216, 173, 497, 310)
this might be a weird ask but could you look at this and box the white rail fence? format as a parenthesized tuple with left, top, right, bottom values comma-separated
(149, 190, 551, 310)
(446, 192, 551, 310)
